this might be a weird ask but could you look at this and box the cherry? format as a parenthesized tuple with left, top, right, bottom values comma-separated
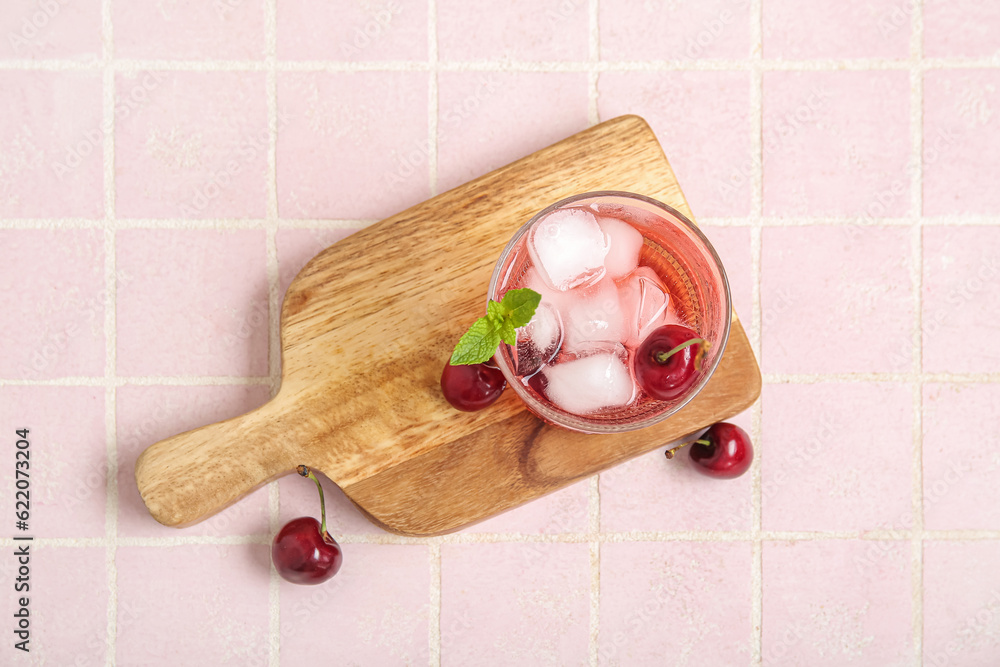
(526, 370, 548, 399)
(633, 324, 707, 401)
(272, 466, 343, 585)
(441, 360, 506, 411)
(665, 422, 753, 479)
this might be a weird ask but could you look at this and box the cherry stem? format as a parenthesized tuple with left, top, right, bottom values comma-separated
(297, 465, 329, 539)
(654, 338, 709, 367)
(664, 438, 712, 459)
(664, 442, 688, 459)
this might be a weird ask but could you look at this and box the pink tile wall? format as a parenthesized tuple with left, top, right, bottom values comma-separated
(599, 71, 753, 217)
(600, 0, 751, 61)
(0, 229, 105, 378)
(763, 0, 910, 59)
(116, 229, 269, 376)
(924, 1, 1000, 58)
(0, 0, 102, 60)
(278, 0, 428, 62)
(276, 71, 429, 219)
(762, 540, 913, 666)
(441, 542, 590, 665)
(0, 546, 109, 664)
(115, 71, 269, 219)
(923, 384, 1000, 530)
(0, 386, 106, 537)
(763, 71, 911, 217)
(1, 0, 999, 665)
(923, 226, 1000, 372)
(601, 541, 753, 664)
(761, 383, 913, 532)
(280, 544, 431, 664)
(923, 69, 1000, 216)
(438, 0, 589, 62)
(116, 545, 271, 663)
(114, 1, 267, 61)
(923, 541, 1000, 665)
(0, 71, 103, 217)
(437, 72, 590, 192)
(761, 225, 914, 374)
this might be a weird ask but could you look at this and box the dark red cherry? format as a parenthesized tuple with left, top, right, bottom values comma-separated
(688, 422, 753, 479)
(441, 360, 506, 411)
(272, 516, 343, 585)
(633, 324, 706, 401)
(272, 465, 343, 585)
(526, 369, 548, 399)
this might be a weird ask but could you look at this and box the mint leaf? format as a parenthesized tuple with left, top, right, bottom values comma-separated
(500, 288, 542, 328)
(498, 319, 517, 346)
(449, 288, 543, 366)
(486, 299, 505, 328)
(449, 317, 501, 365)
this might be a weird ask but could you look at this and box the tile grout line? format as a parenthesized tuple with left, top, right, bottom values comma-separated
(700, 216, 1000, 226)
(6, 215, 1000, 230)
(587, 0, 600, 127)
(587, 2, 601, 665)
(699, 216, 1000, 227)
(4, 371, 1000, 389)
(428, 0, 439, 199)
(100, 0, 118, 664)
(749, 0, 764, 663)
(264, 2, 281, 665)
(588, 477, 601, 667)
(0, 376, 275, 387)
(427, 3, 442, 665)
(762, 372, 1000, 383)
(428, 543, 442, 667)
(3, 56, 1000, 73)
(2, 528, 998, 549)
(909, 3, 925, 664)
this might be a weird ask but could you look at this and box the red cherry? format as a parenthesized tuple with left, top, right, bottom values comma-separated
(525, 369, 548, 398)
(272, 466, 343, 585)
(272, 516, 343, 585)
(441, 360, 506, 411)
(687, 422, 753, 479)
(633, 325, 707, 401)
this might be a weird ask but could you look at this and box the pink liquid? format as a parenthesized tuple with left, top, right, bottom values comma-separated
(490, 193, 729, 433)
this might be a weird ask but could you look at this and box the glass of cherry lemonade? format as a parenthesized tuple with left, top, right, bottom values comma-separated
(488, 191, 731, 433)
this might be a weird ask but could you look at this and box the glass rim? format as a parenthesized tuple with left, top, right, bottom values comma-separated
(488, 190, 733, 434)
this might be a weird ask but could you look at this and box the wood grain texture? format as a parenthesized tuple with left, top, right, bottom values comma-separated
(135, 115, 762, 535)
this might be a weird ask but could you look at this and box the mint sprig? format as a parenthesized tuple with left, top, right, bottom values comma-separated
(450, 288, 542, 365)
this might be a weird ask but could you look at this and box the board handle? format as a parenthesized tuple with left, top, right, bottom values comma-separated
(135, 401, 301, 527)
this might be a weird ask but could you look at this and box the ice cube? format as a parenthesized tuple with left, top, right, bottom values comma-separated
(598, 216, 643, 280)
(619, 266, 673, 345)
(528, 208, 608, 291)
(515, 302, 563, 376)
(561, 278, 626, 356)
(524, 266, 569, 312)
(543, 352, 635, 414)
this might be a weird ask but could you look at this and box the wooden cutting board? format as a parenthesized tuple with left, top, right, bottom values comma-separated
(135, 115, 761, 536)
